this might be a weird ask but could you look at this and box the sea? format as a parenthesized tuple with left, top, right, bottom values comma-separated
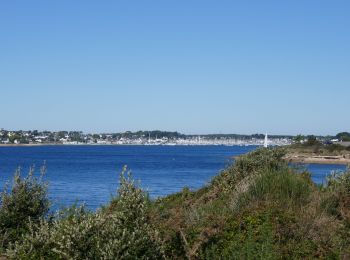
(0, 145, 347, 210)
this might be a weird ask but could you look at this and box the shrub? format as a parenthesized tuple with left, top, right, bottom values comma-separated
(0, 166, 49, 251)
(336, 132, 350, 142)
(325, 144, 346, 153)
(326, 170, 350, 193)
(7, 167, 164, 259)
(236, 169, 312, 210)
(200, 213, 277, 259)
(324, 170, 350, 225)
(211, 148, 286, 193)
(304, 135, 321, 146)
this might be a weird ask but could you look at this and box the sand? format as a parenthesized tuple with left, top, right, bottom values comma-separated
(284, 154, 350, 165)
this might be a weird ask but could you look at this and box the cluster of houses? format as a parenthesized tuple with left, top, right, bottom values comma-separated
(0, 129, 294, 146)
(2, 129, 348, 147)
(0, 129, 82, 145)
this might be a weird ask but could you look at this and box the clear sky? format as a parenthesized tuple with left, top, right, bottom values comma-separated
(1, 1, 349, 135)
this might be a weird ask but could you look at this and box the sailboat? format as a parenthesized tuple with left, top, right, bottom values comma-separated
(264, 133, 268, 148)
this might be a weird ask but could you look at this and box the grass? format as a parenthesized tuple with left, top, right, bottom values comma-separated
(235, 167, 312, 211)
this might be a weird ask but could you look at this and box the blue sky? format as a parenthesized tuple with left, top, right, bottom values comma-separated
(1, 1, 349, 135)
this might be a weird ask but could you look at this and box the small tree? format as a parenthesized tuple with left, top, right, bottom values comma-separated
(8, 134, 21, 144)
(293, 134, 305, 143)
(336, 132, 350, 142)
(305, 135, 320, 146)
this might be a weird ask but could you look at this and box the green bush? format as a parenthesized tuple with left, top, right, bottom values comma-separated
(325, 144, 346, 153)
(304, 135, 321, 146)
(0, 166, 49, 251)
(200, 213, 277, 259)
(336, 132, 350, 142)
(324, 169, 350, 226)
(326, 170, 350, 193)
(7, 167, 164, 259)
(236, 169, 312, 210)
(212, 148, 286, 192)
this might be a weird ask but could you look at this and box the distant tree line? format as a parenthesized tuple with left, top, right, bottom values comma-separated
(336, 132, 350, 142)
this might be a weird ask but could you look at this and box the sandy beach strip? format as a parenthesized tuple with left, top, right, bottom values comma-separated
(284, 155, 350, 165)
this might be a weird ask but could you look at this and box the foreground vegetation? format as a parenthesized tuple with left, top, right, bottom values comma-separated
(1, 148, 350, 259)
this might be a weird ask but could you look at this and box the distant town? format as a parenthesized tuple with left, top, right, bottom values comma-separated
(0, 129, 292, 146)
(0, 129, 349, 146)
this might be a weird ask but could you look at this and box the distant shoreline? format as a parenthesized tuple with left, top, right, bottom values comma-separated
(284, 143, 350, 165)
(0, 143, 262, 147)
(284, 155, 350, 165)
(0, 143, 63, 147)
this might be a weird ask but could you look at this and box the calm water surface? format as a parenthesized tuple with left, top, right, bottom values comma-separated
(0, 145, 346, 209)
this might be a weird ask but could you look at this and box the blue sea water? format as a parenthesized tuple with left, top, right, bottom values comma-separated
(0, 145, 347, 210)
(301, 163, 347, 184)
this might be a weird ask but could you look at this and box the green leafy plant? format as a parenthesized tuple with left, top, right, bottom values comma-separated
(7, 167, 164, 259)
(0, 165, 49, 251)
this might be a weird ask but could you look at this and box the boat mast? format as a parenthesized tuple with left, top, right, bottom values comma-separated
(264, 133, 268, 148)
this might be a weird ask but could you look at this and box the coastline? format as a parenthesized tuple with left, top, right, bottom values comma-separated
(284, 154, 350, 165)
(0, 143, 64, 147)
(0, 143, 262, 147)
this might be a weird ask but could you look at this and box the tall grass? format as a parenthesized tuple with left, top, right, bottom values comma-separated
(235, 168, 312, 211)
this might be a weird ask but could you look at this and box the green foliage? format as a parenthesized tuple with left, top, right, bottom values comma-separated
(200, 213, 277, 259)
(2, 149, 350, 259)
(317, 169, 350, 257)
(293, 134, 305, 143)
(8, 134, 21, 144)
(325, 143, 347, 153)
(212, 148, 286, 192)
(336, 132, 350, 142)
(57, 131, 66, 139)
(236, 168, 312, 211)
(92, 134, 100, 139)
(288, 138, 350, 155)
(326, 170, 350, 193)
(7, 167, 164, 259)
(69, 131, 83, 142)
(324, 169, 350, 226)
(0, 166, 49, 251)
(305, 135, 321, 146)
(0, 131, 9, 139)
(152, 147, 349, 259)
(19, 136, 29, 144)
